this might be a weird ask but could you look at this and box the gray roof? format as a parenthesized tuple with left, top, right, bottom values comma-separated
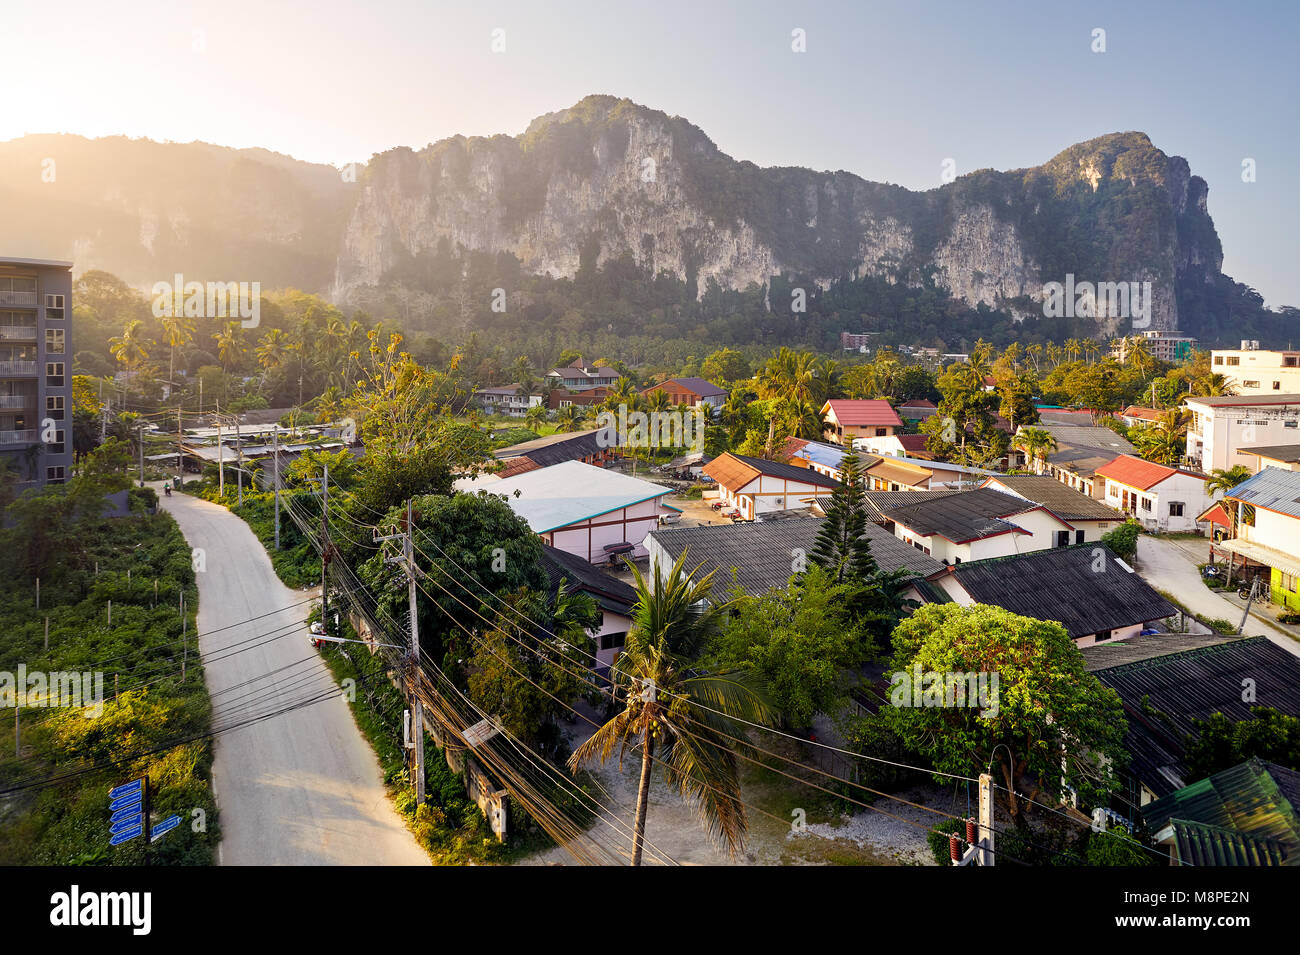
(861, 489, 962, 523)
(982, 475, 1125, 522)
(647, 516, 942, 598)
(939, 543, 1178, 639)
(1040, 422, 1135, 455)
(1221, 466, 1300, 519)
(541, 545, 638, 616)
(1240, 445, 1300, 464)
(1082, 631, 1240, 670)
(1093, 636, 1300, 798)
(881, 488, 1040, 543)
(495, 428, 606, 468)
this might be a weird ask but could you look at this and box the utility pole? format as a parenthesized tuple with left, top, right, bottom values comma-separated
(137, 423, 146, 488)
(977, 773, 994, 866)
(176, 406, 184, 488)
(375, 501, 425, 805)
(272, 425, 280, 550)
(216, 409, 224, 498)
(235, 415, 243, 507)
(320, 462, 329, 631)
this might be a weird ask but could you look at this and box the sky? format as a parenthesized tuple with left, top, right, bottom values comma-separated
(6, 0, 1298, 306)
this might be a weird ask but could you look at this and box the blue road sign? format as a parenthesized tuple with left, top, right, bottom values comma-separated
(110, 813, 142, 835)
(110, 791, 143, 813)
(109, 779, 143, 801)
(110, 804, 142, 825)
(150, 814, 182, 842)
(109, 824, 143, 846)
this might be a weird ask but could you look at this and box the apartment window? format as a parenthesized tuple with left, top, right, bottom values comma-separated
(45, 328, 64, 354)
(1140, 497, 1152, 512)
(598, 632, 627, 652)
(45, 362, 64, 387)
(1287, 420, 1299, 429)
(1243, 380, 1260, 388)
(46, 395, 64, 420)
(1275, 381, 1282, 390)
(49, 429, 65, 455)
(44, 294, 64, 319)
(1075, 529, 1085, 544)
(1213, 356, 1224, 365)
(1055, 530, 1071, 548)
(1168, 502, 1185, 517)
(1227, 356, 1240, 366)
(46, 466, 65, 483)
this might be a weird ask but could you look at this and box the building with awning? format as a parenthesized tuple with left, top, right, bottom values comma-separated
(1212, 466, 1300, 609)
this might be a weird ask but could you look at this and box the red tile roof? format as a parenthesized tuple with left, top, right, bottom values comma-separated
(1121, 405, 1162, 422)
(1095, 454, 1183, 491)
(897, 434, 931, 454)
(496, 457, 542, 479)
(822, 399, 903, 428)
(899, 399, 937, 409)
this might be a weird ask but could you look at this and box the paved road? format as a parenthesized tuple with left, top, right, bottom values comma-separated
(160, 489, 428, 865)
(1136, 535, 1300, 657)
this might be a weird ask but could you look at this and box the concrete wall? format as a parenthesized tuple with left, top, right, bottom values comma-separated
(546, 496, 665, 562)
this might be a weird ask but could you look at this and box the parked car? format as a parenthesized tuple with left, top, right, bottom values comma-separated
(658, 512, 681, 525)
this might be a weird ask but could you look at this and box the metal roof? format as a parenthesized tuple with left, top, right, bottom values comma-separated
(822, 399, 904, 428)
(1239, 445, 1300, 464)
(1093, 637, 1300, 798)
(1142, 759, 1300, 866)
(647, 516, 942, 598)
(494, 428, 607, 468)
(703, 453, 840, 492)
(540, 544, 637, 616)
(1222, 465, 1300, 519)
(470, 460, 672, 534)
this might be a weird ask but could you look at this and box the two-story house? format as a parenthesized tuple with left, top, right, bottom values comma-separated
(1183, 394, 1300, 473)
(821, 399, 903, 446)
(1212, 466, 1300, 611)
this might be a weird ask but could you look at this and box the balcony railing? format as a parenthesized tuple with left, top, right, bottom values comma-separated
(0, 291, 38, 307)
(0, 361, 38, 376)
(0, 395, 30, 409)
(0, 429, 37, 446)
(0, 326, 37, 340)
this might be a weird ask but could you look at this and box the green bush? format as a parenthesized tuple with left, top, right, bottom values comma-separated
(1101, 519, 1142, 563)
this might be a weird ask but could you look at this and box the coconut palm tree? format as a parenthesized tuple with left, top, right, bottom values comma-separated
(1193, 372, 1236, 398)
(1205, 465, 1252, 497)
(108, 319, 152, 386)
(524, 404, 548, 432)
(555, 404, 586, 432)
(1013, 426, 1057, 474)
(256, 328, 289, 373)
(212, 322, 245, 373)
(758, 347, 819, 453)
(159, 314, 194, 384)
(645, 388, 673, 414)
(1134, 408, 1189, 465)
(569, 552, 773, 865)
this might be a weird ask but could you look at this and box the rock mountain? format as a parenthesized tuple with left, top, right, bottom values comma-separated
(0, 95, 1230, 333)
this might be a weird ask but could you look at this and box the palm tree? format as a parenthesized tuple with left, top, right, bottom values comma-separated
(555, 404, 586, 432)
(159, 314, 194, 384)
(569, 552, 773, 864)
(757, 347, 819, 452)
(256, 328, 289, 373)
(1134, 408, 1189, 465)
(1205, 465, 1251, 497)
(1014, 426, 1057, 474)
(212, 322, 245, 373)
(108, 319, 151, 385)
(1127, 336, 1153, 377)
(645, 389, 672, 414)
(1193, 372, 1236, 398)
(1080, 337, 1098, 362)
(524, 404, 548, 432)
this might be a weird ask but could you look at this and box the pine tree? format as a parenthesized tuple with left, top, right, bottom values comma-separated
(810, 450, 879, 582)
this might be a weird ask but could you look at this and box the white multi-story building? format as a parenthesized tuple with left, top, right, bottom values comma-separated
(1184, 394, 1300, 473)
(1209, 344, 1300, 395)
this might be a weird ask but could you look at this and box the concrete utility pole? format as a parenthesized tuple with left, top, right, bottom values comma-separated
(216, 408, 224, 498)
(977, 772, 994, 866)
(137, 423, 146, 487)
(176, 406, 184, 487)
(272, 425, 280, 550)
(319, 462, 330, 639)
(235, 416, 243, 507)
(375, 501, 425, 805)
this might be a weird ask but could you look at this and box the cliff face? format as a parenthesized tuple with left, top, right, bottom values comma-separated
(0, 97, 1227, 334)
(334, 97, 1223, 332)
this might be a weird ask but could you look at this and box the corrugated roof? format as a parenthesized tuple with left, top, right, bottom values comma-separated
(495, 428, 607, 469)
(1184, 394, 1300, 407)
(1094, 637, 1300, 797)
(865, 457, 932, 489)
(1222, 466, 1300, 518)
(981, 475, 1125, 521)
(646, 377, 727, 398)
(862, 489, 962, 523)
(1142, 759, 1300, 865)
(939, 543, 1178, 639)
(472, 460, 671, 533)
(647, 516, 942, 597)
(702, 453, 840, 492)
(1040, 422, 1136, 454)
(540, 545, 637, 616)
(881, 488, 1040, 543)
(1081, 631, 1239, 670)
(822, 399, 904, 428)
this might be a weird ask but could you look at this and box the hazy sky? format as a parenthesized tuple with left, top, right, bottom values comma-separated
(6, 0, 1298, 306)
